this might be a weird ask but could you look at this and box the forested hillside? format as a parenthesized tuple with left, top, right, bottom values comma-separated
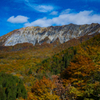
(38, 33, 100, 100)
(0, 33, 100, 99)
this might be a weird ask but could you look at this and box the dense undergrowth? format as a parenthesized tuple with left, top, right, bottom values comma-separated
(0, 33, 100, 99)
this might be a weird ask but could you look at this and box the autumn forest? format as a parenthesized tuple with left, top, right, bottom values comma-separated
(0, 32, 100, 100)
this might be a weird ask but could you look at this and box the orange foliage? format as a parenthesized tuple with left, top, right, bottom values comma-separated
(31, 76, 60, 100)
(61, 55, 98, 91)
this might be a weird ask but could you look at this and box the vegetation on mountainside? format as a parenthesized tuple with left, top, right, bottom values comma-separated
(38, 33, 100, 99)
(41, 47, 77, 75)
(0, 33, 100, 99)
(0, 72, 27, 100)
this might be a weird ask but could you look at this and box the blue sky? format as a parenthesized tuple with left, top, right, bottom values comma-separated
(0, 0, 100, 36)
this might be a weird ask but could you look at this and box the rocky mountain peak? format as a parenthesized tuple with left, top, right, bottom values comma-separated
(0, 23, 100, 46)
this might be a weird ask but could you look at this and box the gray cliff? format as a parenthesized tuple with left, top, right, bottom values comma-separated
(0, 23, 100, 46)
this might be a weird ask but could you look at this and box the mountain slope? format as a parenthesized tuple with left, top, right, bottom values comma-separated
(35, 32, 100, 100)
(0, 23, 100, 100)
(40, 32, 100, 74)
(0, 23, 100, 46)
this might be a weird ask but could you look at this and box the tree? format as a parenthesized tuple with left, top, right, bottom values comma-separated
(31, 76, 60, 100)
(0, 72, 27, 100)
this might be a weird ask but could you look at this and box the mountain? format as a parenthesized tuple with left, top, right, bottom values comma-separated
(0, 23, 100, 46)
(0, 23, 100, 100)
(34, 32, 100, 100)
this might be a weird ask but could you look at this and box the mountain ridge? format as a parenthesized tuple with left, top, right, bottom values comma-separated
(0, 23, 100, 46)
(0, 23, 100, 100)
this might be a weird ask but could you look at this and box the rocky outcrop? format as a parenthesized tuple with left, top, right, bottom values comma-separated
(0, 23, 100, 46)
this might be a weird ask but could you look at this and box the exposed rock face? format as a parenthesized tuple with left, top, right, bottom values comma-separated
(1, 23, 100, 46)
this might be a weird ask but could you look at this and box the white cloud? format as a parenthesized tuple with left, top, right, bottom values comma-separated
(34, 5, 54, 12)
(60, 9, 71, 14)
(25, 17, 52, 27)
(24, 10, 100, 27)
(12, 0, 56, 13)
(21, 0, 55, 13)
(7, 15, 29, 23)
(50, 11, 58, 15)
(13, 0, 57, 13)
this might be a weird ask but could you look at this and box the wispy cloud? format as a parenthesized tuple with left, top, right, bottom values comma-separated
(13, 0, 56, 13)
(24, 10, 100, 27)
(33, 5, 54, 12)
(50, 11, 58, 15)
(60, 9, 72, 14)
(7, 15, 29, 23)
